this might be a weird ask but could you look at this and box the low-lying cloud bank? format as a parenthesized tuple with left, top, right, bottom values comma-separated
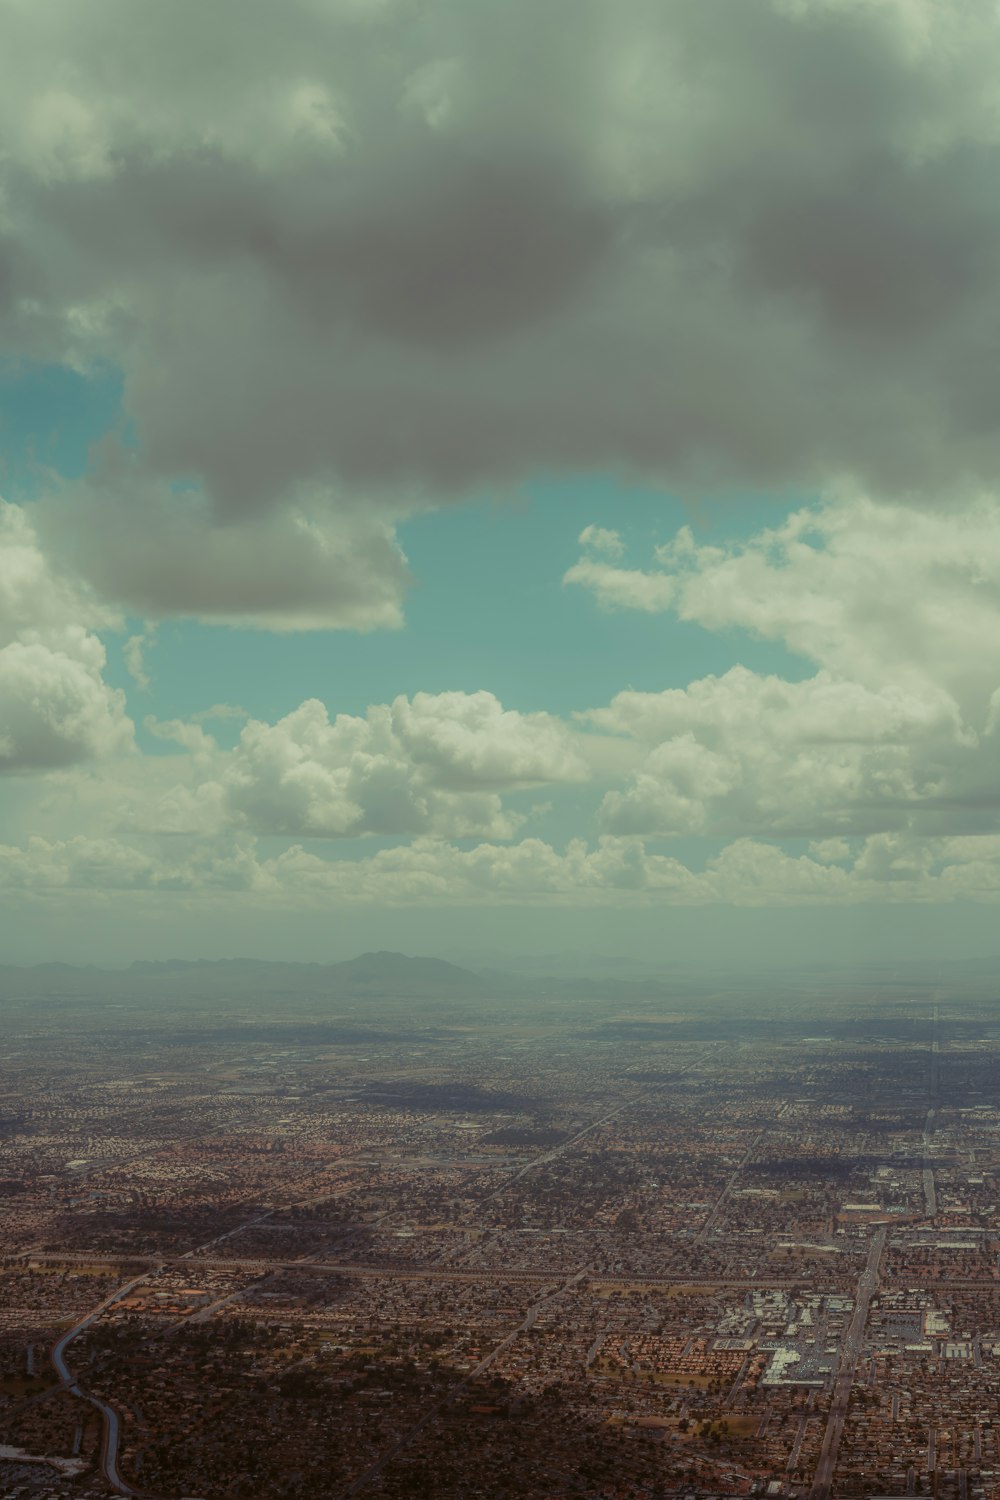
(4, 829, 1000, 909)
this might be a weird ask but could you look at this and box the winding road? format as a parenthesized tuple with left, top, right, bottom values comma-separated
(50, 1273, 154, 1497)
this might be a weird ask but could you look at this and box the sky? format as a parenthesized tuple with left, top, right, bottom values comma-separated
(5, 0, 1000, 969)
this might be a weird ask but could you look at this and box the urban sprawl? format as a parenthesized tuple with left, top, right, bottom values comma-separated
(2, 970, 999, 1499)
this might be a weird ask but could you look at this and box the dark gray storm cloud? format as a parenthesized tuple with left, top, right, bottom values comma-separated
(4, 0, 1000, 619)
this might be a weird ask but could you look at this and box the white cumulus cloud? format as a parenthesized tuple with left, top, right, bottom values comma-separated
(568, 491, 1000, 839)
(222, 692, 586, 840)
(0, 502, 132, 772)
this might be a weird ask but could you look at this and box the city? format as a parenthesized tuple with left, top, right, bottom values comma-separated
(6, 2, 1000, 1497)
(3, 959, 1000, 1499)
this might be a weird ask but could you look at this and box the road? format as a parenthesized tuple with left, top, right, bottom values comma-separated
(50, 1273, 155, 1497)
(46, 1204, 285, 1496)
(27, 1250, 813, 1292)
(786, 1414, 808, 1474)
(923, 1003, 940, 1218)
(694, 1128, 767, 1245)
(481, 1046, 718, 1203)
(808, 1225, 886, 1500)
(922, 1114, 937, 1218)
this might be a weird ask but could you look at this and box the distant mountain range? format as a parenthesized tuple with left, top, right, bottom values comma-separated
(0, 949, 724, 1008)
(128, 949, 500, 996)
(0, 950, 503, 1001)
(0, 948, 994, 1007)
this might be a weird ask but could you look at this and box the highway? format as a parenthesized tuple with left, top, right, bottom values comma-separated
(808, 1225, 886, 1500)
(27, 1250, 815, 1292)
(922, 1002, 940, 1218)
(922, 1110, 937, 1218)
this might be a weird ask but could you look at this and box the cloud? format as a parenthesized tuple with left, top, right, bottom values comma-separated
(15, 474, 1000, 845)
(390, 690, 587, 788)
(0, 502, 132, 772)
(566, 489, 1000, 837)
(14, 0, 1000, 928)
(39, 454, 410, 632)
(123, 628, 154, 692)
(586, 666, 977, 838)
(0, 499, 114, 641)
(35, 690, 588, 843)
(8, 827, 1000, 909)
(3, 0, 1000, 608)
(222, 691, 587, 839)
(568, 490, 1000, 710)
(0, 833, 258, 894)
(0, 635, 133, 772)
(578, 525, 624, 560)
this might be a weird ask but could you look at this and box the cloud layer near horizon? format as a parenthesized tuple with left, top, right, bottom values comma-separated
(6, 829, 1000, 912)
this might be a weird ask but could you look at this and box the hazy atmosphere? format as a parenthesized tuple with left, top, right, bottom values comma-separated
(9, 11, 1000, 1500)
(4, 0, 1000, 967)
